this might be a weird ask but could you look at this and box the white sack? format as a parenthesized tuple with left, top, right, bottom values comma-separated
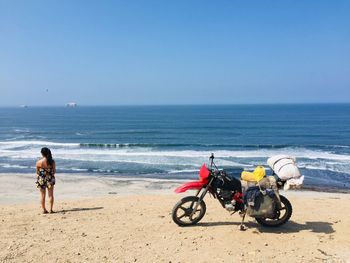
(284, 176, 305, 191)
(267, 155, 301, 181)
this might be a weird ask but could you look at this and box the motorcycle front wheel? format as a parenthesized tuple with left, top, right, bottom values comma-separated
(172, 196, 206, 226)
(255, 195, 292, 227)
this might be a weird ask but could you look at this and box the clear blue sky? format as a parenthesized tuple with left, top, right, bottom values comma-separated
(0, 0, 349, 106)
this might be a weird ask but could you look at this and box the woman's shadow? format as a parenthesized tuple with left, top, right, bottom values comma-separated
(55, 207, 104, 213)
(197, 220, 335, 234)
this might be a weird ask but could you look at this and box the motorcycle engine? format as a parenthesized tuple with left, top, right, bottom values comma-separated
(218, 189, 237, 211)
(219, 189, 233, 200)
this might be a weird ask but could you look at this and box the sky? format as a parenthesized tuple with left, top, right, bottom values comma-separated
(0, 0, 349, 106)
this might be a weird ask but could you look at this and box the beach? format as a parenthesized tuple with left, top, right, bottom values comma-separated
(1, 174, 350, 263)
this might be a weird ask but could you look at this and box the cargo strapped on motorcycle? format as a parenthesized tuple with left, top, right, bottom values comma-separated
(244, 185, 277, 219)
(268, 155, 304, 190)
(212, 171, 242, 192)
(241, 166, 265, 182)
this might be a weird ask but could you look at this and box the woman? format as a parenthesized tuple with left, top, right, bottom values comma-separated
(36, 147, 56, 214)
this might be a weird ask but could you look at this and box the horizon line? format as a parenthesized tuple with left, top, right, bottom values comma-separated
(1, 102, 350, 107)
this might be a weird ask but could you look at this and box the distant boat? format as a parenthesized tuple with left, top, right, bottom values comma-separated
(66, 102, 77, 107)
(19, 105, 28, 108)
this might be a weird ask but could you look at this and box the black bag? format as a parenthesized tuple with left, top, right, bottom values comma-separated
(213, 171, 242, 192)
(245, 189, 276, 218)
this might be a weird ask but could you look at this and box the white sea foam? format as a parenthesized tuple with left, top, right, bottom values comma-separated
(1, 140, 350, 174)
(1, 141, 350, 160)
(0, 140, 79, 149)
(0, 163, 33, 169)
(167, 169, 199, 174)
(65, 167, 90, 172)
(13, 128, 30, 133)
(298, 162, 350, 174)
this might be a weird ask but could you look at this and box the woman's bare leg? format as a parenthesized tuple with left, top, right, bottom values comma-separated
(48, 186, 54, 213)
(40, 188, 48, 213)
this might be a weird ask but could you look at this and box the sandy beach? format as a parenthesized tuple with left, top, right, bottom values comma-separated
(0, 174, 350, 263)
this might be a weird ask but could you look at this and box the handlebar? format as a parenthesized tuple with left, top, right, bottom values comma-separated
(209, 153, 214, 160)
(209, 153, 218, 171)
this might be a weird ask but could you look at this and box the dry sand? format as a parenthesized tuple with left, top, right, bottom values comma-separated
(0, 173, 350, 262)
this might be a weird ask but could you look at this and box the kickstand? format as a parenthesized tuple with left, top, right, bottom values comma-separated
(239, 212, 248, 231)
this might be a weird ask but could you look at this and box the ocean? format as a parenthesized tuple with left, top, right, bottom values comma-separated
(0, 104, 350, 191)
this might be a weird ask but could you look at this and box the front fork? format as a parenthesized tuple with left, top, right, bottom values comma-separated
(189, 178, 213, 219)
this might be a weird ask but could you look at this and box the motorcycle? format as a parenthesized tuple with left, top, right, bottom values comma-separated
(171, 154, 293, 230)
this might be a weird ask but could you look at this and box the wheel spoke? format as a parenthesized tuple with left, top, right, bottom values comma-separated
(178, 213, 187, 219)
(279, 207, 286, 210)
(179, 206, 187, 211)
(189, 215, 196, 221)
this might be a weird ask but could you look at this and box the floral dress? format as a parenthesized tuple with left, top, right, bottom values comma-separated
(36, 168, 55, 189)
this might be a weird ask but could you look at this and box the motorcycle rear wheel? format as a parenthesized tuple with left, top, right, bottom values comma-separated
(255, 195, 292, 227)
(172, 196, 206, 226)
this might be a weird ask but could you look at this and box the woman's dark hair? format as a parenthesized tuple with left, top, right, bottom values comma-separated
(41, 147, 54, 166)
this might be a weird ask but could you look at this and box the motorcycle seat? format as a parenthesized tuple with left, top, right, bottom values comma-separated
(241, 166, 266, 182)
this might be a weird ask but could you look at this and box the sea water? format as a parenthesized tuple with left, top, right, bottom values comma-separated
(0, 104, 349, 190)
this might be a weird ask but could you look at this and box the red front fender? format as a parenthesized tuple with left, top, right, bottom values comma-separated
(175, 181, 206, 193)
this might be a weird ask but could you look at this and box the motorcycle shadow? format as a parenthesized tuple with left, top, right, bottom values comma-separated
(197, 220, 335, 234)
(253, 220, 335, 234)
(197, 221, 261, 229)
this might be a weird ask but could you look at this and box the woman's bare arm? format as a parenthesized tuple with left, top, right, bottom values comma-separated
(36, 160, 42, 174)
